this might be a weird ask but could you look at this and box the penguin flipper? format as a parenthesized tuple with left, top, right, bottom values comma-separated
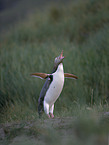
(30, 73, 50, 79)
(64, 73, 78, 80)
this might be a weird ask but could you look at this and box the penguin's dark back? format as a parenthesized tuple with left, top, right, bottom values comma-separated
(38, 75, 53, 116)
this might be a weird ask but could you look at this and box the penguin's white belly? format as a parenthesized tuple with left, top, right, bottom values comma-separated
(44, 71, 64, 106)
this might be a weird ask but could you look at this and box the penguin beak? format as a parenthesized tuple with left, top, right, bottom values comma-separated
(59, 50, 65, 60)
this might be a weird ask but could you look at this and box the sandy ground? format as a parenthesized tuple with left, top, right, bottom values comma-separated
(0, 117, 76, 145)
(0, 115, 108, 145)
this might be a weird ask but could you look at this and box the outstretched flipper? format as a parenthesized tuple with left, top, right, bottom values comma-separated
(30, 73, 50, 79)
(64, 73, 78, 80)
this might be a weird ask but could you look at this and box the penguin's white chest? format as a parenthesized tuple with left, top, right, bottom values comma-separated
(44, 63, 64, 106)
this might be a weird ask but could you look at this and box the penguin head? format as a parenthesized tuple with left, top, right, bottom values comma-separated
(54, 50, 65, 67)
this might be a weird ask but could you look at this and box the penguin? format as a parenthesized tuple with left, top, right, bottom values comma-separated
(31, 50, 78, 118)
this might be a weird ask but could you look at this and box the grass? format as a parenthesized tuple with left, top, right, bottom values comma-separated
(0, 0, 109, 119)
(0, 0, 109, 144)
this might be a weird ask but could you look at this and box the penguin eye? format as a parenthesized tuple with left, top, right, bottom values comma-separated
(55, 58, 57, 61)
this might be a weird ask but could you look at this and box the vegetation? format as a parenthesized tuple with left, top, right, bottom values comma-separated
(0, 0, 109, 144)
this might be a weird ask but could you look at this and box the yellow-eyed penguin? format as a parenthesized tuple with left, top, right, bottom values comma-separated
(31, 51, 78, 118)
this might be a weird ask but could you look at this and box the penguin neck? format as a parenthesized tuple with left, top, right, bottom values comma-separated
(57, 63, 64, 73)
(52, 63, 64, 73)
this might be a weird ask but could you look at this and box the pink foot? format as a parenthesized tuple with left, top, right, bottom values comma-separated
(47, 114, 51, 118)
(50, 113, 54, 118)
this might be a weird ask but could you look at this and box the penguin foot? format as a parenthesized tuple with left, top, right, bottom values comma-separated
(50, 113, 54, 118)
(47, 114, 51, 118)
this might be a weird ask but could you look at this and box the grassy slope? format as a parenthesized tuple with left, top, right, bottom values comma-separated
(0, 0, 109, 144)
(0, 0, 71, 33)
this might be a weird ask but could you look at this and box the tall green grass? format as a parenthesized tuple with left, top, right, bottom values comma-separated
(0, 0, 109, 122)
